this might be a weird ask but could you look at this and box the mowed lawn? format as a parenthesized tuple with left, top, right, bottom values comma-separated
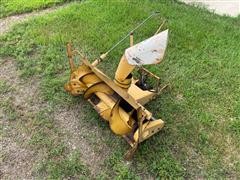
(0, 0, 240, 179)
(0, 0, 74, 18)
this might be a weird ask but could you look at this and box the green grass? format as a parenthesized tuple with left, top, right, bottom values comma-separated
(0, 0, 240, 178)
(27, 108, 90, 179)
(0, 99, 18, 121)
(37, 151, 89, 179)
(0, 0, 75, 18)
(0, 80, 12, 94)
(0, 78, 89, 178)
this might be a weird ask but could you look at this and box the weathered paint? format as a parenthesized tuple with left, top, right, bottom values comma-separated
(125, 29, 169, 65)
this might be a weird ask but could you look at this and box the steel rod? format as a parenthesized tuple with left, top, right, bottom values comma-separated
(105, 12, 160, 55)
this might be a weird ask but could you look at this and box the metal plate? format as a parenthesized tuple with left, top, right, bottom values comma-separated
(125, 29, 169, 65)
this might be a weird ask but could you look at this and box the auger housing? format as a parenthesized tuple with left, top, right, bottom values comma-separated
(64, 13, 169, 159)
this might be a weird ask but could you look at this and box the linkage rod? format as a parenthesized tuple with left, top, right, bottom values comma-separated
(104, 12, 160, 55)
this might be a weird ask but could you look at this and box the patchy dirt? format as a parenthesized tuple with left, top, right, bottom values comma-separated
(1, 3, 111, 178)
(0, 54, 111, 178)
(0, 58, 41, 179)
(0, 59, 44, 110)
(1, 131, 36, 179)
(54, 104, 111, 177)
(0, 58, 19, 85)
(0, 2, 74, 35)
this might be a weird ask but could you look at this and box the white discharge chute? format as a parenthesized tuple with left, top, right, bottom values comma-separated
(125, 29, 169, 65)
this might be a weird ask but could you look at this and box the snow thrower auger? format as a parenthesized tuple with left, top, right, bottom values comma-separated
(64, 12, 169, 159)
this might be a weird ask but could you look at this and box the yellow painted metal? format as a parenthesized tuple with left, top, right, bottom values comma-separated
(95, 92, 116, 108)
(64, 64, 92, 95)
(67, 43, 76, 72)
(94, 101, 111, 121)
(87, 92, 116, 122)
(64, 79, 87, 96)
(130, 33, 134, 47)
(65, 25, 169, 159)
(114, 55, 135, 88)
(100, 108, 112, 121)
(82, 58, 154, 119)
(109, 100, 133, 135)
(114, 76, 132, 89)
(71, 65, 92, 80)
(82, 59, 141, 109)
(86, 84, 116, 121)
(128, 84, 156, 105)
(81, 72, 102, 86)
(133, 119, 164, 143)
(83, 82, 114, 99)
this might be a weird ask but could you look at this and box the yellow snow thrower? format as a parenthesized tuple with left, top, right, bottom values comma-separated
(64, 12, 169, 159)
